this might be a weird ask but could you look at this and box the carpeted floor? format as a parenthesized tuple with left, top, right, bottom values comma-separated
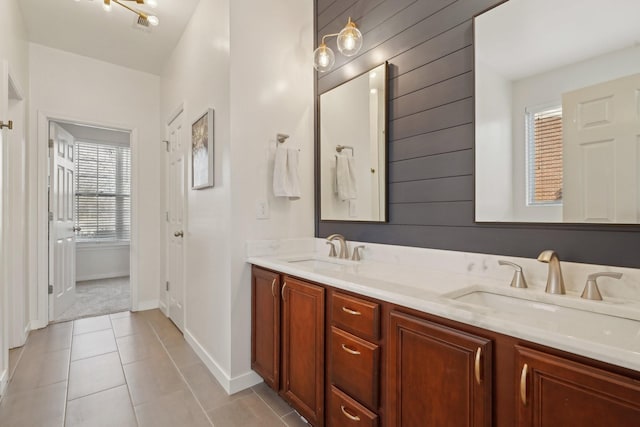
(55, 276, 131, 322)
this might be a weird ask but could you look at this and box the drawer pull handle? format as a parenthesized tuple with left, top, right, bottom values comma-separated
(342, 306, 361, 316)
(281, 282, 287, 302)
(340, 405, 361, 422)
(271, 278, 276, 298)
(341, 344, 361, 355)
(520, 363, 528, 406)
(474, 347, 482, 384)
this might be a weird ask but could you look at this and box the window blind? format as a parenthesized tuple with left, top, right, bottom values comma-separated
(74, 141, 131, 242)
(526, 106, 563, 205)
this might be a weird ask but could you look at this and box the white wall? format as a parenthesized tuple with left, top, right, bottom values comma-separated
(475, 59, 513, 221)
(160, 0, 314, 392)
(160, 0, 233, 386)
(228, 0, 314, 382)
(28, 44, 162, 319)
(76, 244, 130, 281)
(0, 0, 29, 396)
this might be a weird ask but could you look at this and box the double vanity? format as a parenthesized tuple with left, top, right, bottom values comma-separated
(248, 238, 640, 426)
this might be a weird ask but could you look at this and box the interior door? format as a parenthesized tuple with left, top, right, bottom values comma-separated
(562, 73, 640, 222)
(166, 111, 185, 332)
(49, 122, 76, 320)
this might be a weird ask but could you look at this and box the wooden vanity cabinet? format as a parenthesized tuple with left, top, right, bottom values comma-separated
(251, 267, 325, 426)
(515, 345, 640, 427)
(252, 266, 640, 426)
(280, 276, 325, 426)
(387, 310, 493, 427)
(251, 266, 281, 390)
(327, 291, 383, 426)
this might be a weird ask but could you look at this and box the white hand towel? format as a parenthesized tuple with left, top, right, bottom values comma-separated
(273, 145, 301, 199)
(286, 148, 301, 200)
(335, 153, 357, 200)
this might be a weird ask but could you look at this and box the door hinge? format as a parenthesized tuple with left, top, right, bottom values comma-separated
(48, 284, 53, 294)
(164, 140, 169, 152)
(166, 281, 170, 291)
(48, 211, 54, 221)
(165, 211, 169, 221)
(48, 139, 54, 148)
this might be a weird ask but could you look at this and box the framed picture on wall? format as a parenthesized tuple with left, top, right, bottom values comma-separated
(191, 108, 214, 189)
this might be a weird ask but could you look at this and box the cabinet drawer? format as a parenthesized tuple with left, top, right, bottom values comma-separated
(331, 327, 380, 410)
(332, 292, 380, 341)
(329, 385, 379, 427)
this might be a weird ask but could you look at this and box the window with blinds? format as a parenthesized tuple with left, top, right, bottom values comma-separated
(74, 141, 131, 242)
(526, 106, 563, 205)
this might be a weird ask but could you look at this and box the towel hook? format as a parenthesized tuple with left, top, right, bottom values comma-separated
(276, 133, 290, 144)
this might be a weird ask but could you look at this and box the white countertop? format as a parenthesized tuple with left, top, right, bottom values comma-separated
(248, 252, 640, 372)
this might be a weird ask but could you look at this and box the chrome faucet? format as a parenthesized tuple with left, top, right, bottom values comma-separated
(537, 250, 566, 295)
(326, 234, 349, 259)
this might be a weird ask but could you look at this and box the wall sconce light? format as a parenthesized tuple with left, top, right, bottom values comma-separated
(313, 17, 363, 73)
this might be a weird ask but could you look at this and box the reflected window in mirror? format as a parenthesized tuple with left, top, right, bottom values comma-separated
(474, 0, 640, 224)
(319, 62, 388, 222)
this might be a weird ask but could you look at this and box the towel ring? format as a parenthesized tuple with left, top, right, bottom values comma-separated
(276, 133, 290, 145)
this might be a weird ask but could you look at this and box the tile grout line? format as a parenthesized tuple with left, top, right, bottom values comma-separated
(62, 320, 75, 426)
(145, 316, 216, 427)
(250, 388, 304, 427)
(109, 313, 141, 427)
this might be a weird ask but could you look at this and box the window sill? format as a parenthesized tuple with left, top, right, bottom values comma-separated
(77, 241, 130, 250)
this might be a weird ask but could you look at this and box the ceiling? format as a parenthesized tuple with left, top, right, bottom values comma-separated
(18, 0, 201, 75)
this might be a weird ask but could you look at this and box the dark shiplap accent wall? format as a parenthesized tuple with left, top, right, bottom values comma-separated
(315, 0, 640, 268)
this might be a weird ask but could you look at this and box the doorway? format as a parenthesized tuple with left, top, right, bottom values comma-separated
(49, 121, 132, 322)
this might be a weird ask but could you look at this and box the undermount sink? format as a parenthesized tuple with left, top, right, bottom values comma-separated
(286, 258, 346, 271)
(451, 290, 640, 349)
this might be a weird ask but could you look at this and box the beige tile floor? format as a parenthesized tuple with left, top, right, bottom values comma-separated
(0, 309, 309, 427)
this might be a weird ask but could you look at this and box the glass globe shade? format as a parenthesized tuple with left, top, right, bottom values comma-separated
(147, 15, 160, 26)
(313, 44, 335, 73)
(146, 0, 158, 8)
(337, 23, 363, 57)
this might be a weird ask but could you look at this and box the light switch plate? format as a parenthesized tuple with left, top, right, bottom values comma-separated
(256, 200, 270, 219)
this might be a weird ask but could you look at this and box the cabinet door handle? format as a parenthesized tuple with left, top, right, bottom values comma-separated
(341, 306, 361, 316)
(520, 363, 528, 406)
(271, 278, 276, 298)
(340, 405, 361, 422)
(474, 347, 482, 384)
(281, 282, 287, 302)
(341, 344, 361, 355)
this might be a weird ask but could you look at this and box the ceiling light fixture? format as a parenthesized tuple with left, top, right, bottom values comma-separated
(313, 17, 363, 73)
(93, 0, 160, 27)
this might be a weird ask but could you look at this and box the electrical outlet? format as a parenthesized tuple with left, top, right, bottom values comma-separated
(256, 200, 270, 219)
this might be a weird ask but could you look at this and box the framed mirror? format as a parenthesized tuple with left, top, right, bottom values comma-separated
(475, 0, 640, 224)
(319, 62, 388, 222)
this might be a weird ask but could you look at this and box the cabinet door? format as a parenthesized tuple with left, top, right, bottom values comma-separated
(516, 345, 640, 426)
(387, 311, 492, 427)
(281, 277, 325, 426)
(251, 266, 280, 390)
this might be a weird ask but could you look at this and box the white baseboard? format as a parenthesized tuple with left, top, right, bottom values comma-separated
(158, 300, 168, 316)
(76, 272, 129, 282)
(0, 368, 8, 398)
(134, 299, 159, 312)
(184, 329, 262, 395)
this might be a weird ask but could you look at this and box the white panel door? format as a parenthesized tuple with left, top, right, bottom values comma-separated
(49, 122, 76, 319)
(563, 73, 640, 222)
(166, 112, 185, 332)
